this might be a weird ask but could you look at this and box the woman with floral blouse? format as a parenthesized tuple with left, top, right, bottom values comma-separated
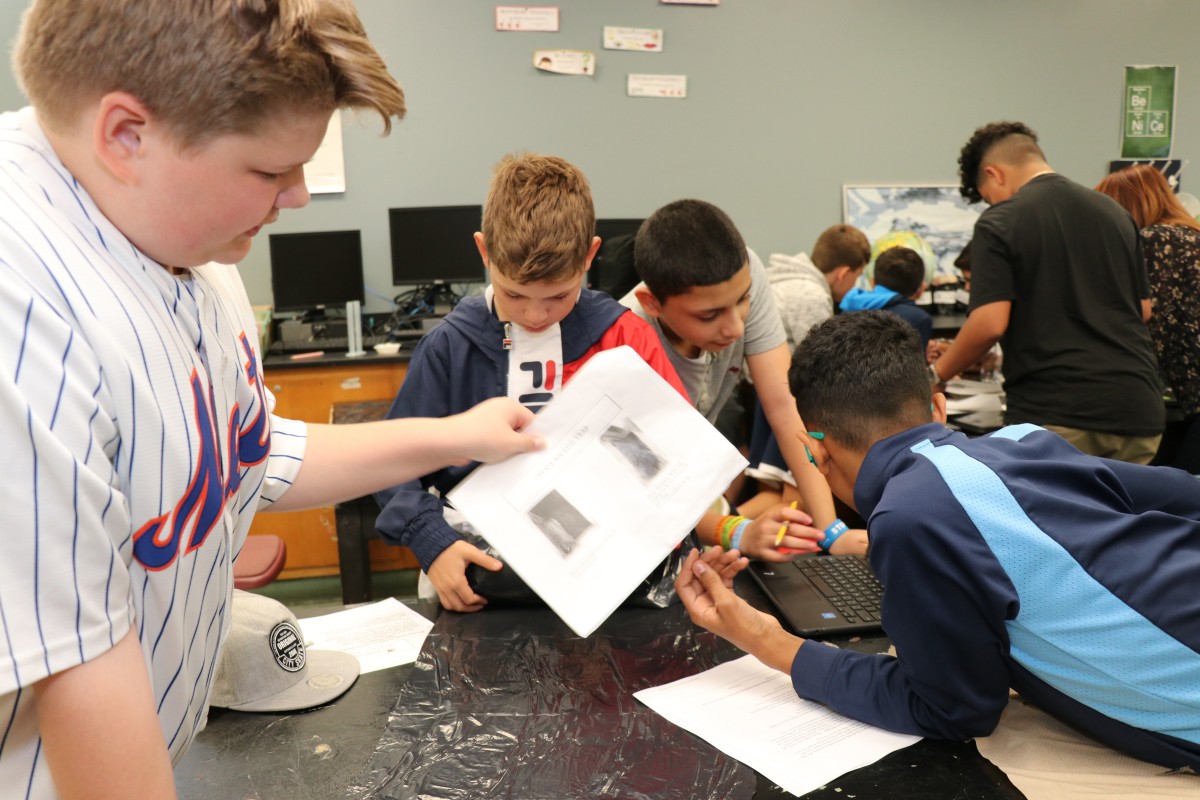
(1097, 165, 1200, 472)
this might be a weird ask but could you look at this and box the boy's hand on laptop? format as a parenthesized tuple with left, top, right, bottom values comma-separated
(447, 397, 545, 466)
(428, 541, 503, 612)
(676, 548, 803, 674)
(746, 504, 821, 561)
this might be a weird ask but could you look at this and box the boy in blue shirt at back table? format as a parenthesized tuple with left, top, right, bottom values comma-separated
(677, 309, 1200, 771)
(374, 153, 687, 612)
(839, 244, 933, 351)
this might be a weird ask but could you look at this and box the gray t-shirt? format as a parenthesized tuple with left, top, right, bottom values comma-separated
(620, 249, 785, 422)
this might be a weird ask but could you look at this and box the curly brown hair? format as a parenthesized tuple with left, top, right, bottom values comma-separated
(957, 121, 1042, 204)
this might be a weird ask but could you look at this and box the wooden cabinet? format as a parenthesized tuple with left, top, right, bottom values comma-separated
(251, 357, 419, 579)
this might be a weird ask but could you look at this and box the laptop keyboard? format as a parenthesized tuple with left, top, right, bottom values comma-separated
(796, 556, 883, 624)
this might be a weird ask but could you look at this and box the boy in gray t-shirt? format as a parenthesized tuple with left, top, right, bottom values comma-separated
(620, 199, 854, 555)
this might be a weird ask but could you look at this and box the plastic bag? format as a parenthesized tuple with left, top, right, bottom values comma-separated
(346, 602, 756, 800)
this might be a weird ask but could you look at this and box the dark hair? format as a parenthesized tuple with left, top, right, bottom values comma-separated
(873, 246, 925, 297)
(811, 224, 871, 274)
(788, 310, 932, 451)
(634, 199, 746, 299)
(953, 241, 972, 275)
(958, 121, 1044, 204)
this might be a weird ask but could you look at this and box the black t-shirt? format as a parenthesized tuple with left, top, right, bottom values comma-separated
(969, 173, 1164, 435)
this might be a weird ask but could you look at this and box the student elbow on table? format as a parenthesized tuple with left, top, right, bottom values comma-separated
(677, 309, 1200, 772)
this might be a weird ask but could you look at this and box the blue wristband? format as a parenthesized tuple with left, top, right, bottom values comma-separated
(730, 519, 752, 552)
(818, 519, 848, 551)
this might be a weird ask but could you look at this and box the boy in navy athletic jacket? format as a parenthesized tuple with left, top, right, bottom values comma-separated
(375, 153, 686, 612)
(677, 310, 1200, 771)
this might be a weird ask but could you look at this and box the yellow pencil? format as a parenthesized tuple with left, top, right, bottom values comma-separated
(775, 501, 799, 547)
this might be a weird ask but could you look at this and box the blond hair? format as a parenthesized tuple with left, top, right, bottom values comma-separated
(481, 153, 595, 283)
(14, 0, 405, 147)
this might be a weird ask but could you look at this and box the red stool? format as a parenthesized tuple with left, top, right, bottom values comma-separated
(233, 535, 287, 590)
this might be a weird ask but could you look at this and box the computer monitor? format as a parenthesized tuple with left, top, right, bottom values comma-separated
(590, 218, 644, 298)
(268, 229, 364, 315)
(594, 218, 644, 247)
(388, 205, 485, 286)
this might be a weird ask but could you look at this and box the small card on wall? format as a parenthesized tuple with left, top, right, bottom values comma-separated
(306, 112, 345, 194)
(495, 6, 560, 32)
(603, 26, 663, 52)
(627, 74, 687, 98)
(661, 0, 720, 5)
(534, 49, 595, 76)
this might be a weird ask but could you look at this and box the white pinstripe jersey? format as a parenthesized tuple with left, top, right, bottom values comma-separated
(0, 107, 307, 797)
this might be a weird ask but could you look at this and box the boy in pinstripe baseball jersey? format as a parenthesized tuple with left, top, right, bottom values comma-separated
(0, 2, 542, 797)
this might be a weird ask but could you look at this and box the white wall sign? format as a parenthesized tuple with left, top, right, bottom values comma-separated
(495, 6, 560, 32)
(603, 26, 664, 52)
(534, 49, 595, 76)
(627, 74, 687, 98)
(305, 113, 345, 195)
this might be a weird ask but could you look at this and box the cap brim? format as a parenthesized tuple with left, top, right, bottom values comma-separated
(223, 649, 361, 713)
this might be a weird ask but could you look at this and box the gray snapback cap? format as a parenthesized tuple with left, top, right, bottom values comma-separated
(210, 590, 360, 712)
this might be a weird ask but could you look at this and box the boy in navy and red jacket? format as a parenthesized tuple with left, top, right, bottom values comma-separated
(375, 153, 686, 612)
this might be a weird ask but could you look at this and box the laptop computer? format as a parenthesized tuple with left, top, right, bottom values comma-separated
(747, 553, 885, 638)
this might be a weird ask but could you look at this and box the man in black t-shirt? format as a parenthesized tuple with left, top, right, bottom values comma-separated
(930, 121, 1163, 462)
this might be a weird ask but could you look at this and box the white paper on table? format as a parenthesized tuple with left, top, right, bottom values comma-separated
(635, 655, 921, 796)
(945, 378, 1004, 396)
(945, 392, 1003, 416)
(448, 345, 747, 637)
(298, 598, 433, 674)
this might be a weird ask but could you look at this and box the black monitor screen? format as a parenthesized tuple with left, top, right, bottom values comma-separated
(594, 218, 644, 247)
(269, 230, 364, 313)
(590, 218, 644, 297)
(389, 205, 485, 286)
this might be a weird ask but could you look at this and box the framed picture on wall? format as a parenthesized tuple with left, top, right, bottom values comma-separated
(842, 184, 985, 282)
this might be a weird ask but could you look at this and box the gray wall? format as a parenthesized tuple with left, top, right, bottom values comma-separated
(3, 0, 1198, 313)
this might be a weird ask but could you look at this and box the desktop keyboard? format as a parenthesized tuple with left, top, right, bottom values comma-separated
(277, 333, 393, 352)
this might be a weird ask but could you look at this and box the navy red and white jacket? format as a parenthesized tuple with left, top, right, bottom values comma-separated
(373, 289, 687, 571)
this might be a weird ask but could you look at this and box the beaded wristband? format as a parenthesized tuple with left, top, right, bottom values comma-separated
(729, 519, 752, 552)
(818, 518, 849, 551)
